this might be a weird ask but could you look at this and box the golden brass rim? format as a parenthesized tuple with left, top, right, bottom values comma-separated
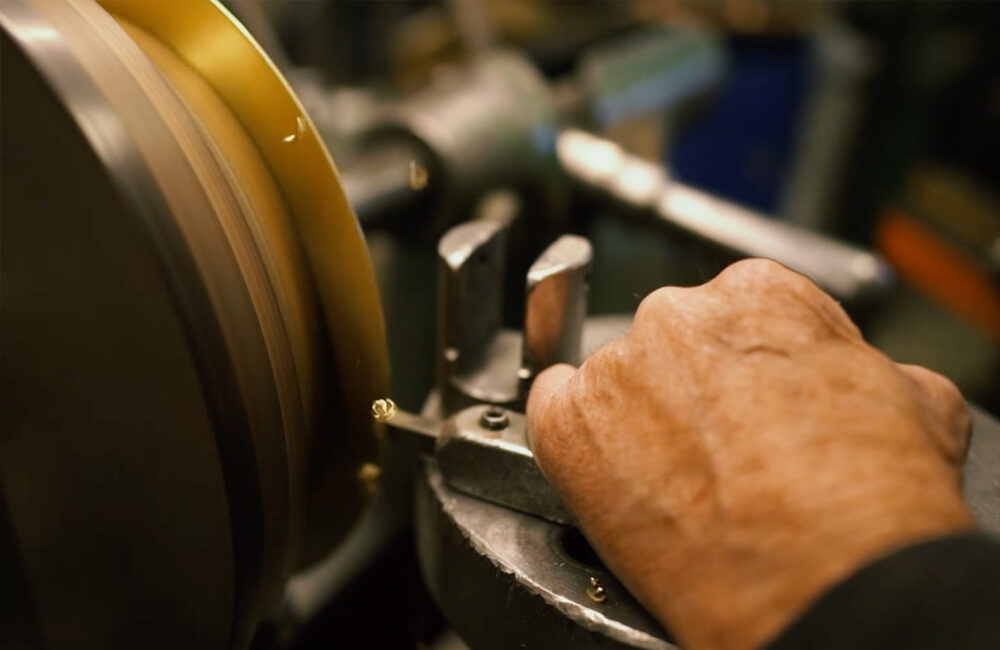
(97, 0, 391, 435)
(96, 0, 391, 562)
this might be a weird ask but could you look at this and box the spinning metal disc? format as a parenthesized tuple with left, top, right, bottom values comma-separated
(0, 0, 387, 647)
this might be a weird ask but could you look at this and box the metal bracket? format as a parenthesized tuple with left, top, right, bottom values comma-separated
(384, 404, 573, 525)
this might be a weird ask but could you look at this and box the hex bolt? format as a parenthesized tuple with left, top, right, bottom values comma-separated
(480, 405, 509, 431)
(586, 576, 607, 604)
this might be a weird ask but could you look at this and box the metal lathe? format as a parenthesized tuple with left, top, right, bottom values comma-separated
(2, 1, 998, 648)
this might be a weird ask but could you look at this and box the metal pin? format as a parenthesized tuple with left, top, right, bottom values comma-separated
(586, 576, 607, 603)
(371, 398, 398, 422)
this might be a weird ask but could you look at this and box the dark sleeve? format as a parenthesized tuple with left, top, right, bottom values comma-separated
(766, 533, 1000, 650)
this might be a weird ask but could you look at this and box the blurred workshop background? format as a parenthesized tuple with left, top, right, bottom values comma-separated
(225, 0, 998, 423)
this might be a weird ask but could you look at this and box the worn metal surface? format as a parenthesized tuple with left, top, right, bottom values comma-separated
(436, 219, 510, 411)
(383, 405, 571, 524)
(417, 465, 675, 650)
(437, 219, 508, 372)
(448, 331, 525, 410)
(521, 235, 593, 393)
(438, 223, 598, 412)
(439, 407, 573, 525)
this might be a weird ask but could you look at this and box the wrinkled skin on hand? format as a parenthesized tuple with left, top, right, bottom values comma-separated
(527, 259, 973, 650)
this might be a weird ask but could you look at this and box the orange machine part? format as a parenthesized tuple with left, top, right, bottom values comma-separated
(876, 209, 1000, 344)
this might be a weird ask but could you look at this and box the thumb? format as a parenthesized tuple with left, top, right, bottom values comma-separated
(526, 363, 577, 454)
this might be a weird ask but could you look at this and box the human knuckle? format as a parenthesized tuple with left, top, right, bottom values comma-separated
(936, 376, 969, 429)
(938, 374, 963, 402)
(920, 368, 965, 411)
(583, 337, 627, 373)
(638, 286, 677, 312)
(718, 258, 787, 284)
(634, 286, 691, 331)
(933, 378, 971, 459)
(902, 365, 969, 435)
(717, 258, 818, 297)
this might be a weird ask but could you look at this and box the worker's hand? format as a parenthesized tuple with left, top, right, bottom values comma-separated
(527, 259, 974, 650)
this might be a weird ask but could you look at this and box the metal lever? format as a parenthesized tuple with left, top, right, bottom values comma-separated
(556, 128, 894, 305)
(382, 403, 573, 525)
(520, 235, 593, 394)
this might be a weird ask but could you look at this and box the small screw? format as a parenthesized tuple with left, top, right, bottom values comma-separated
(480, 405, 509, 431)
(371, 398, 398, 422)
(586, 576, 607, 603)
(408, 160, 429, 190)
(358, 462, 381, 494)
